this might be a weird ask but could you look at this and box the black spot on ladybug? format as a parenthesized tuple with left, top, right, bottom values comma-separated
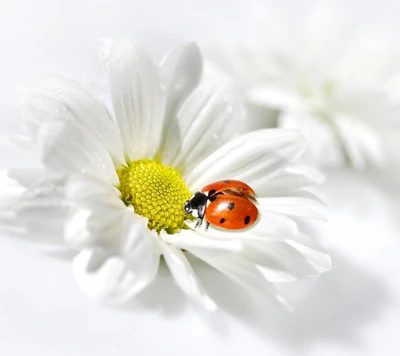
(209, 195, 217, 202)
(208, 189, 216, 196)
(244, 216, 251, 225)
(223, 180, 231, 183)
(228, 202, 235, 210)
(219, 218, 226, 224)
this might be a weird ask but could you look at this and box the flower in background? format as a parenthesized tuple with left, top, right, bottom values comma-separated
(1, 38, 330, 310)
(210, 9, 400, 169)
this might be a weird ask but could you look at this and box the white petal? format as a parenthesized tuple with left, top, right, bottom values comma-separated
(286, 233, 332, 274)
(243, 239, 330, 283)
(0, 169, 48, 209)
(120, 213, 161, 285)
(72, 248, 145, 303)
(189, 233, 330, 308)
(254, 165, 325, 196)
(258, 197, 326, 221)
(159, 42, 202, 123)
(37, 118, 119, 185)
(335, 114, 386, 169)
(279, 111, 345, 167)
(0, 169, 49, 236)
(159, 241, 217, 311)
(108, 38, 166, 160)
(166, 78, 240, 175)
(73, 214, 161, 303)
(66, 174, 124, 211)
(0, 135, 39, 169)
(0, 211, 26, 238)
(247, 84, 305, 110)
(258, 188, 325, 205)
(66, 209, 97, 248)
(22, 76, 125, 166)
(158, 45, 240, 169)
(15, 174, 70, 242)
(64, 175, 127, 249)
(161, 229, 243, 256)
(0, 134, 34, 150)
(190, 247, 293, 309)
(186, 129, 306, 191)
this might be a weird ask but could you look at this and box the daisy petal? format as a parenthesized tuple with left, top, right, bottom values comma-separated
(0, 134, 34, 150)
(336, 114, 386, 169)
(108, 38, 166, 160)
(15, 174, 70, 242)
(0, 211, 25, 238)
(186, 129, 305, 191)
(37, 118, 118, 185)
(0, 169, 48, 208)
(254, 165, 325, 195)
(247, 84, 305, 110)
(258, 189, 325, 204)
(64, 175, 126, 249)
(190, 248, 293, 309)
(157, 43, 203, 163)
(22, 76, 125, 166)
(279, 111, 344, 167)
(73, 248, 145, 303)
(159, 241, 217, 311)
(243, 239, 330, 283)
(161, 229, 243, 256)
(167, 79, 239, 174)
(0, 169, 49, 236)
(120, 213, 161, 289)
(258, 197, 326, 221)
(72, 214, 161, 303)
(66, 174, 124, 211)
(286, 233, 332, 274)
(159, 42, 202, 122)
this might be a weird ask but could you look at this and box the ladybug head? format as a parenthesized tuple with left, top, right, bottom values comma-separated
(184, 191, 208, 219)
(184, 200, 192, 214)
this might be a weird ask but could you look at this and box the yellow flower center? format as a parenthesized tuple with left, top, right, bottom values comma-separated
(117, 159, 192, 233)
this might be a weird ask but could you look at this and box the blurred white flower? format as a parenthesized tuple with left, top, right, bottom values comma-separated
(1, 39, 330, 310)
(210, 9, 400, 169)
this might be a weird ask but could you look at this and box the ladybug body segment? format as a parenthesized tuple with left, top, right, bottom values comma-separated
(184, 180, 258, 230)
(201, 180, 255, 198)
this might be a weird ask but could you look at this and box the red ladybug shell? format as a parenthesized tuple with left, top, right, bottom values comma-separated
(201, 179, 255, 197)
(205, 195, 258, 230)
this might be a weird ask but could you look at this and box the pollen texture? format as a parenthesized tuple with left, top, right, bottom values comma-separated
(117, 159, 192, 233)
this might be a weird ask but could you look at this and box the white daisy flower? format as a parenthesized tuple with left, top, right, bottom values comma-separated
(210, 10, 400, 169)
(1, 38, 331, 310)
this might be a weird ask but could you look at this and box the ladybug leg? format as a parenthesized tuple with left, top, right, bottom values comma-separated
(195, 217, 204, 228)
(205, 221, 210, 231)
(198, 204, 206, 220)
(194, 204, 206, 229)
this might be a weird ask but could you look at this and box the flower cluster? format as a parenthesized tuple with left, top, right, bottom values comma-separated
(211, 13, 400, 169)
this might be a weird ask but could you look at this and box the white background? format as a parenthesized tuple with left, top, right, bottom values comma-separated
(1, 1, 400, 355)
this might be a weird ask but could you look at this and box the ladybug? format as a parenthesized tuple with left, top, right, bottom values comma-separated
(184, 179, 258, 230)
